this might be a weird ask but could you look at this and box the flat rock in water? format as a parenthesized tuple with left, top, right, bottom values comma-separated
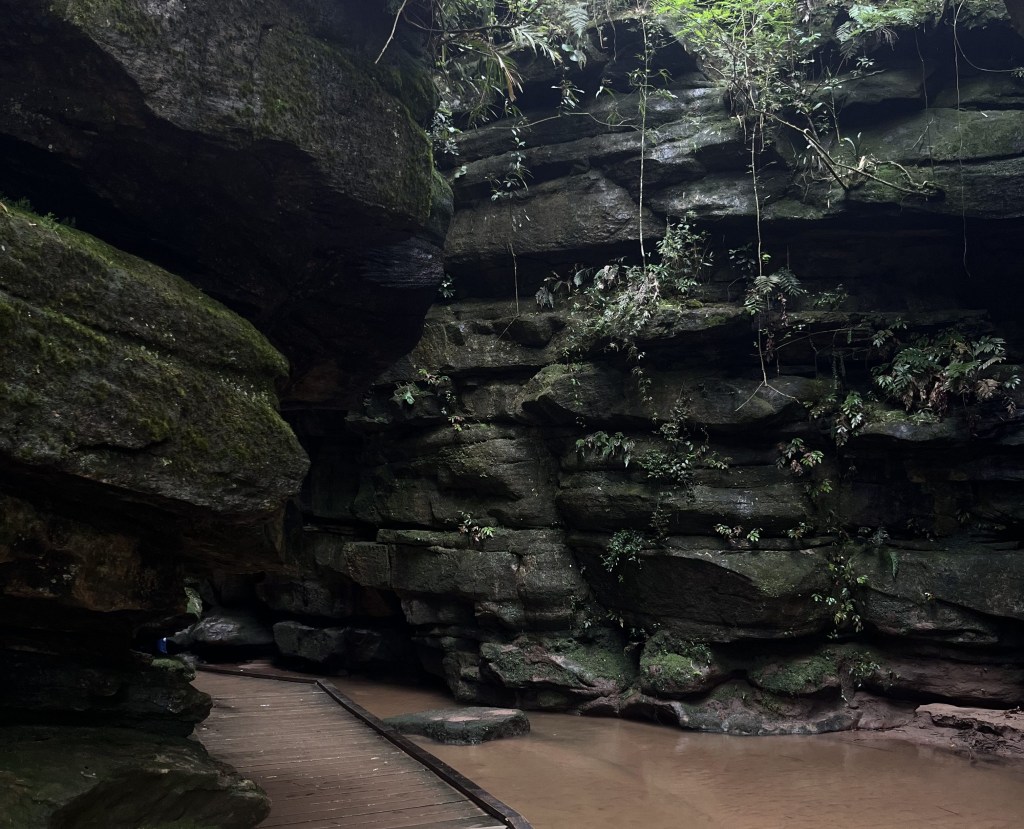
(893, 703, 1024, 762)
(385, 707, 530, 745)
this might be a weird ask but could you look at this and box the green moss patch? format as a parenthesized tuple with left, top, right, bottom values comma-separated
(748, 650, 842, 697)
(0, 725, 268, 829)
(0, 208, 306, 513)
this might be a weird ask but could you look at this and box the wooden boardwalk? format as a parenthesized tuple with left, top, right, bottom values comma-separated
(194, 669, 531, 829)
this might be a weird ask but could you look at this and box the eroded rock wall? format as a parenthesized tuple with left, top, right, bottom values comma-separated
(280, 6, 1024, 736)
(0, 0, 447, 824)
(0, 0, 450, 406)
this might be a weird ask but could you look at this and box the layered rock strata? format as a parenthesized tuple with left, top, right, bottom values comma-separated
(0, 0, 447, 824)
(270, 6, 1024, 740)
(0, 0, 451, 406)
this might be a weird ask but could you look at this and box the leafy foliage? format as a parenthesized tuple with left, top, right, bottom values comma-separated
(558, 216, 712, 360)
(812, 547, 869, 636)
(658, 0, 939, 199)
(714, 523, 762, 544)
(458, 511, 497, 543)
(640, 402, 729, 489)
(408, 0, 627, 123)
(602, 528, 648, 580)
(836, 1, 941, 57)
(776, 437, 824, 475)
(576, 430, 636, 467)
(657, 0, 803, 121)
(392, 368, 465, 429)
(871, 328, 1020, 416)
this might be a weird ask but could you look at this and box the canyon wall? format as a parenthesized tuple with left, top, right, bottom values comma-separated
(0, 1, 445, 824)
(274, 4, 1024, 738)
(2, 5, 1024, 821)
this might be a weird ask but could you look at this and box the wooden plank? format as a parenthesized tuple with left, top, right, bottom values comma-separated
(260, 790, 468, 819)
(273, 777, 447, 800)
(259, 801, 495, 829)
(193, 669, 526, 829)
(267, 818, 502, 829)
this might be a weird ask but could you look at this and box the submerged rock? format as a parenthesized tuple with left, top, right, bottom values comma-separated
(385, 707, 531, 745)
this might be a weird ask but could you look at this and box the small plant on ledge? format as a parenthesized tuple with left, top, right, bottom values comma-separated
(812, 547, 869, 637)
(602, 529, 649, 582)
(871, 327, 1020, 418)
(576, 430, 635, 468)
(714, 524, 762, 546)
(458, 512, 496, 545)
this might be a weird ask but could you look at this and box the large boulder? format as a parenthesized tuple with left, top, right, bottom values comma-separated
(0, 141, 311, 826)
(273, 620, 347, 670)
(0, 725, 269, 829)
(479, 634, 636, 709)
(0, 653, 210, 735)
(0, 207, 305, 728)
(0, 0, 451, 406)
(191, 610, 276, 658)
(0, 207, 306, 531)
(578, 539, 832, 642)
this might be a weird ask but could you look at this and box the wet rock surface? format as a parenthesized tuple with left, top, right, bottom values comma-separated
(0, 724, 269, 829)
(0, 1, 443, 825)
(895, 703, 1024, 762)
(0, 0, 450, 406)
(385, 706, 531, 745)
(273, 7, 1024, 741)
(191, 610, 276, 659)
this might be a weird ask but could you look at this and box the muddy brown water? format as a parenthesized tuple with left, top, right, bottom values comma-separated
(331, 677, 1024, 829)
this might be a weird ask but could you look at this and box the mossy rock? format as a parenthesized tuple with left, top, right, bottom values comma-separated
(52, 0, 436, 228)
(577, 540, 832, 642)
(5, 1, 450, 409)
(852, 543, 1024, 638)
(638, 631, 728, 697)
(748, 650, 843, 697)
(0, 725, 268, 829)
(0, 650, 210, 734)
(859, 109, 1024, 166)
(480, 632, 635, 702)
(0, 207, 307, 514)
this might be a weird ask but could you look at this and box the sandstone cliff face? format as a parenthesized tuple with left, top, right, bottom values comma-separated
(273, 6, 1024, 736)
(0, 205, 295, 825)
(1, 0, 450, 406)
(1, 0, 1022, 794)
(0, 1, 445, 825)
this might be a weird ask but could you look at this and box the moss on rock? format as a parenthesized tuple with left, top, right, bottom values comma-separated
(0, 207, 307, 514)
(55, 0, 435, 228)
(748, 650, 843, 697)
(638, 631, 727, 697)
(0, 724, 268, 829)
(480, 632, 635, 703)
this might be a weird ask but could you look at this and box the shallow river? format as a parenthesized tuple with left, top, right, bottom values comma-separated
(331, 677, 1024, 829)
